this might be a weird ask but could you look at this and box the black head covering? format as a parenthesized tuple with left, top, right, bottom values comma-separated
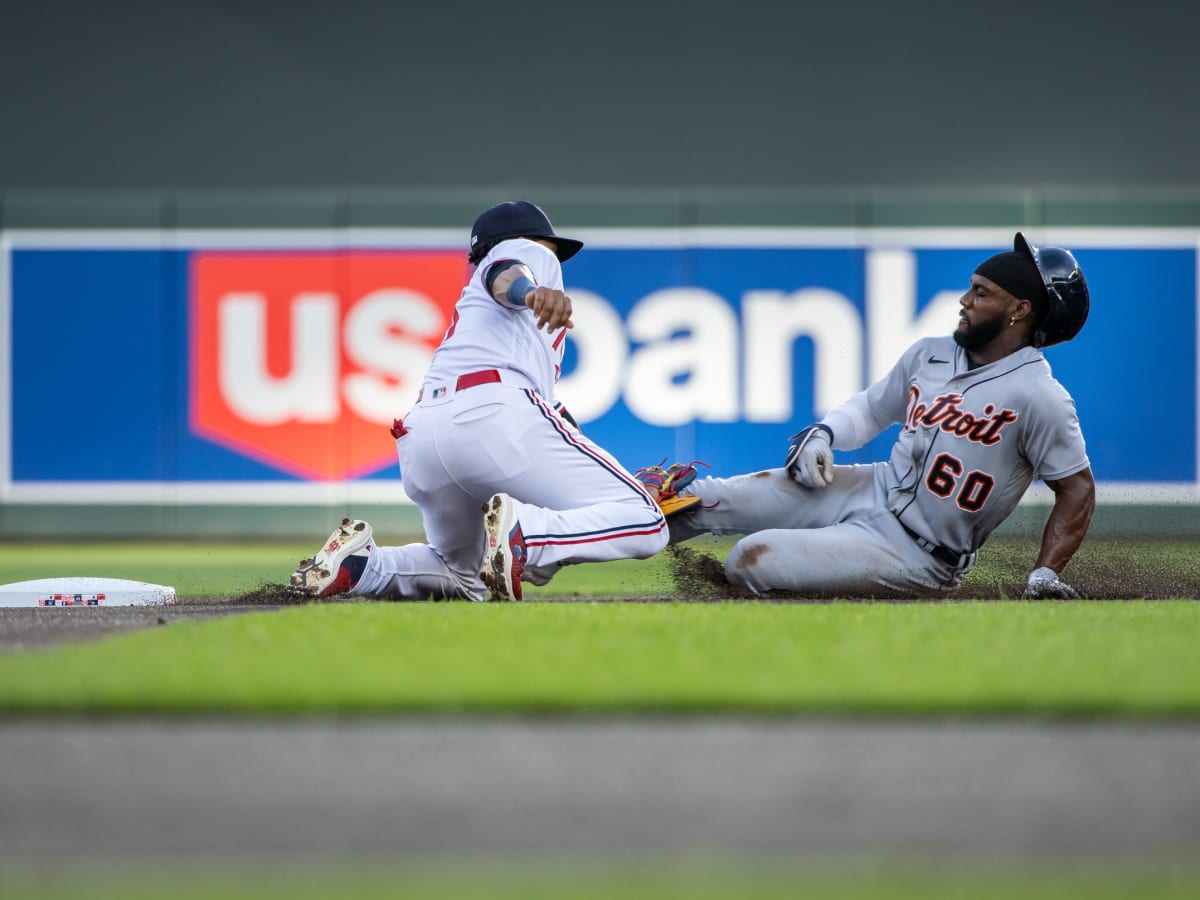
(974, 250, 1050, 318)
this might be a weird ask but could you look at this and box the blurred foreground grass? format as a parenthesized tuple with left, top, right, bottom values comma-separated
(1, 599, 1198, 715)
(5, 858, 1200, 900)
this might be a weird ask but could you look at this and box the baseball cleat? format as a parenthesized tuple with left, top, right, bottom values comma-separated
(290, 518, 374, 597)
(633, 459, 706, 518)
(480, 493, 526, 602)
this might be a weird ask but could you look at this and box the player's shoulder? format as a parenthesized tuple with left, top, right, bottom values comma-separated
(1035, 361, 1077, 402)
(1016, 347, 1067, 387)
(1014, 349, 1080, 415)
(484, 238, 559, 274)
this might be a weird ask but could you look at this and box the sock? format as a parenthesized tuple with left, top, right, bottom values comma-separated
(340, 551, 369, 587)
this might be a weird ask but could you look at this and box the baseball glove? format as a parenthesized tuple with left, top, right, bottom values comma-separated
(634, 458, 706, 518)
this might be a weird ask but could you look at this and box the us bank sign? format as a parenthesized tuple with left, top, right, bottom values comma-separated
(1, 228, 1196, 504)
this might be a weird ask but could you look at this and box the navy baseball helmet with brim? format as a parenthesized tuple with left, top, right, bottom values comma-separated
(470, 201, 584, 263)
(1014, 232, 1090, 347)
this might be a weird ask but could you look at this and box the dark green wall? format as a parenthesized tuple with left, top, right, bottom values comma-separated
(3, 0, 1199, 192)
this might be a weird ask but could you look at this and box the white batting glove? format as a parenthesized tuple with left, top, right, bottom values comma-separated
(785, 425, 834, 489)
(1022, 566, 1080, 599)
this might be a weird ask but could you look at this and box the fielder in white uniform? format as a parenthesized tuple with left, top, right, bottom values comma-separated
(662, 233, 1096, 599)
(290, 201, 668, 601)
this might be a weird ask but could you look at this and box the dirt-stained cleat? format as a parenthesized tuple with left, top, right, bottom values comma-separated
(480, 493, 526, 602)
(634, 459, 707, 518)
(290, 518, 374, 597)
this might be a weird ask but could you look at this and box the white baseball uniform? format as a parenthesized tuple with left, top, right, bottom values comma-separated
(352, 238, 667, 601)
(670, 335, 1090, 596)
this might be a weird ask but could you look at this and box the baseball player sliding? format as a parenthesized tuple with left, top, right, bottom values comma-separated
(646, 233, 1095, 599)
(290, 201, 667, 601)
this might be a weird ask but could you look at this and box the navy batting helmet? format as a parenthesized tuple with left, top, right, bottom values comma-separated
(469, 201, 584, 264)
(1014, 232, 1090, 347)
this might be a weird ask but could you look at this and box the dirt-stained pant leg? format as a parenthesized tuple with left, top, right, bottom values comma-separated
(724, 512, 952, 596)
(672, 463, 957, 596)
(669, 464, 885, 542)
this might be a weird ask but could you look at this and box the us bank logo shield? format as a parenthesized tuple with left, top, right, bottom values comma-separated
(190, 250, 466, 480)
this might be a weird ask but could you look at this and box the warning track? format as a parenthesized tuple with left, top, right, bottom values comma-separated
(0, 718, 1197, 860)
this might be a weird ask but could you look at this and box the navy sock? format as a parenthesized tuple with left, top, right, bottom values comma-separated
(340, 552, 368, 587)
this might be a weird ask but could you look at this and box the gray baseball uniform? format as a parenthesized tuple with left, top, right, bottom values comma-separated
(670, 335, 1090, 596)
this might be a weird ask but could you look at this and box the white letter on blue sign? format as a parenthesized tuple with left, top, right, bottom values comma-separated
(742, 288, 863, 421)
(625, 288, 739, 426)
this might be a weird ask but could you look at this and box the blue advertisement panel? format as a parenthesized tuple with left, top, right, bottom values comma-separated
(2, 232, 1196, 501)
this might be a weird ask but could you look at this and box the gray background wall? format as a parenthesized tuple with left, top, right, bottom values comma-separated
(3, 0, 1198, 192)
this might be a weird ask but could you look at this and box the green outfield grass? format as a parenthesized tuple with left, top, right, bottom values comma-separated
(1, 596, 1198, 716)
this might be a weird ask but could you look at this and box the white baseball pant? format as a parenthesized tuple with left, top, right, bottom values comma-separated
(354, 374, 668, 600)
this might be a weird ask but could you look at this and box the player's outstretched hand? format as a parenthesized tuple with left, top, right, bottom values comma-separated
(1022, 566, 1080, 599)
(527, 287, 574, 331)
(785, 424, 834, 489)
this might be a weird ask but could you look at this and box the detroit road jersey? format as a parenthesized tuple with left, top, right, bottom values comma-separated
(671, 336, 1089, 595)
(350, 238, 667, 601)
(872, 336, 1088, 553)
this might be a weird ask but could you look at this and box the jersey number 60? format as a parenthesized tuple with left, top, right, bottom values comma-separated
(926, 452, 995, 513)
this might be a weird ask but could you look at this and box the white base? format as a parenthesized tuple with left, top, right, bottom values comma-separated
(0, 577, 176, 608)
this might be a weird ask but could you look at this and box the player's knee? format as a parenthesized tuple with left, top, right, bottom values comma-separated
(725, 540, 770, 594)
(724, 557, 749, 590)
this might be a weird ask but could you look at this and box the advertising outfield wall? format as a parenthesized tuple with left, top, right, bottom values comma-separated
(2, 226, 1198, 538)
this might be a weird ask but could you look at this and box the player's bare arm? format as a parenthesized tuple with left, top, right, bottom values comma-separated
(1023, 468, 1095, 597)
(489, 261, 574, 332)
(1034, 468, 1096, 575)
